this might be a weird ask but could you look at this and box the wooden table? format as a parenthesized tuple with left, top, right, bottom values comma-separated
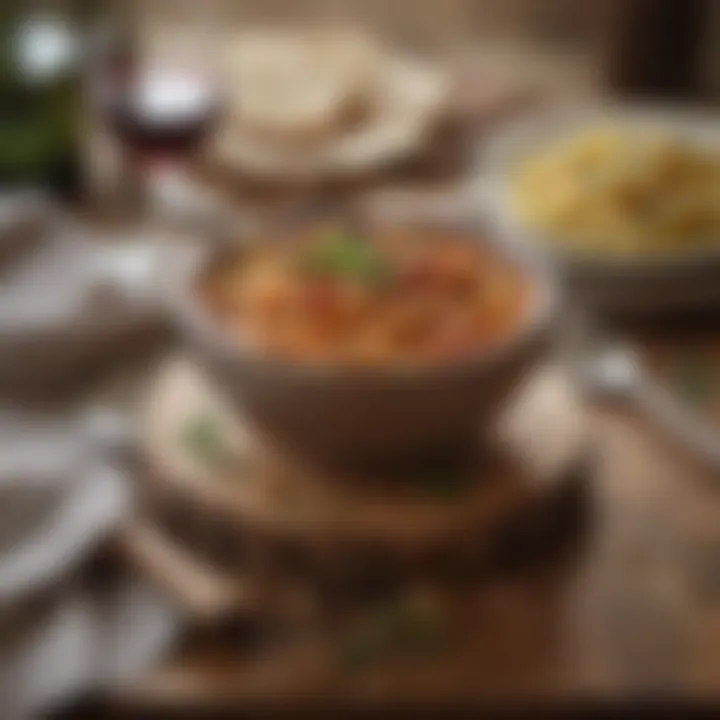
(74, 321, 719, 719)
(71, 44, 720, 717)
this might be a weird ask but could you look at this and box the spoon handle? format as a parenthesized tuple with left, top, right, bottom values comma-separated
(118, 519, 318, 627)
(632, 379, 720, 469)
(117, 520, 252, 622)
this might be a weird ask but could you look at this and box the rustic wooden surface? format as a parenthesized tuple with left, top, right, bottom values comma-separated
(80, 33, 720, 713)
(139, 359, 587, 567)
(98, 341, 720, 714)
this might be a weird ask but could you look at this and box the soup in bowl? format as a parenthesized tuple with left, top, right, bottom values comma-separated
(173, 224, 558, 466)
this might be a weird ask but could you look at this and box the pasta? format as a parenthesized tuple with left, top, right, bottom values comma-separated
(511, 126, 720, 255)
(201, 228, 527, 364)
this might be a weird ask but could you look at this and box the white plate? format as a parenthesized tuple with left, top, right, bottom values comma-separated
(477, 104, 720, 316)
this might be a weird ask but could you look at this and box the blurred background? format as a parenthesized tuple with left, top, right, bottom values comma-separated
(4, 1, 720, 718)
(5, 0, 720, 206)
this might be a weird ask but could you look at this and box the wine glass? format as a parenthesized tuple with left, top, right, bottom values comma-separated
(92, 14, 224, 224)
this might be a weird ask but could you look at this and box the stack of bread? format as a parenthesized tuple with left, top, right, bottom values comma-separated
(210, 27, 448, 178)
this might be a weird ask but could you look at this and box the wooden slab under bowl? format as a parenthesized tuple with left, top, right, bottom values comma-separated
(136, 357, 591, 580)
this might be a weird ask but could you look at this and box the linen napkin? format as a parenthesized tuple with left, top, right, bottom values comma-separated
(0, 218, 173, 394)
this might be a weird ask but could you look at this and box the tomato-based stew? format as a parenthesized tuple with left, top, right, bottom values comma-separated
(201, 228, 529, 365)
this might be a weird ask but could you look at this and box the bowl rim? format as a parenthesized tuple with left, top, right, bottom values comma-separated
(168, 219, 560, 381)
(477, 102, 720, 275)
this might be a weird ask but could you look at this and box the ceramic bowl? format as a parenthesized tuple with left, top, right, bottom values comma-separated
(477, 104, 720, 316)
(169, 224, 559, 468)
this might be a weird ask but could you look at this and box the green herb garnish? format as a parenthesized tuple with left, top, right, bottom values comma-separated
(299, 229, 391, 285)
(675, 356, 712, 407)
(340, 620, 391, 672)
(180, 413, 240, 472)
(389, 594, 446, 657)
(339, 593, 446, 672)
(417, 467, 473, 501)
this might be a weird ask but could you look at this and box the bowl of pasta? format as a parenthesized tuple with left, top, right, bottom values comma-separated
(479, 105, 720, 314)
(170, 223, 558, 467)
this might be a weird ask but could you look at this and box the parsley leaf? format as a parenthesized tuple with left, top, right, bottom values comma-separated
(675, 356, 712, 408)
(339, 593, 446, 672)
(417, 467, 473, 501)
(299, 230, 391, 285)
(180, 414, 239, 472)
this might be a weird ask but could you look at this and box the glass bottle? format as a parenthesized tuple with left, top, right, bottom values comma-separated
(0, 0, 90, 202)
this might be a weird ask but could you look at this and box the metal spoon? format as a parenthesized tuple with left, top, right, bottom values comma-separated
(582, 344, 720, 469)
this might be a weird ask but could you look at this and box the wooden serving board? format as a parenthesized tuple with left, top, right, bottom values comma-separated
(109, 356, 593, 713)
(132, 358, 591, 598)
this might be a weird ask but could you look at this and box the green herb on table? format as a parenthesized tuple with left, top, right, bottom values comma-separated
(299, 229, 391, 286)
(339, 592, 446, 672)
(339, 618, 392, 672)
(674, 356, 712, 408)
(390, 592, 446, 657)
(417, 467, 473, 501)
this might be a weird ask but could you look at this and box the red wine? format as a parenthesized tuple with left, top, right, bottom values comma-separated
(103, 69, 220, 161)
